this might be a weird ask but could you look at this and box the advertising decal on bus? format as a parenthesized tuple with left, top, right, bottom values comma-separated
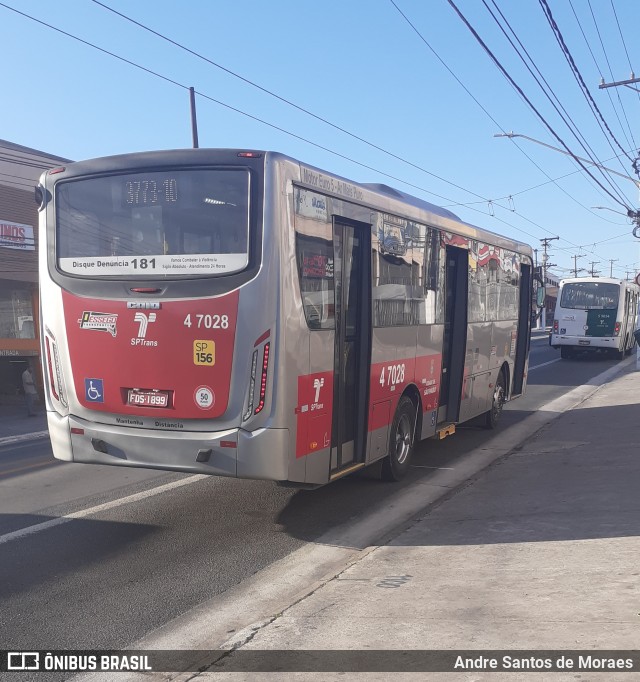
(295, 353, 442, 458)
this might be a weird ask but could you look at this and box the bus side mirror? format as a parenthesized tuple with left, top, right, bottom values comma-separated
(35, 185, 51, 211)
(536, 286, 546, 308)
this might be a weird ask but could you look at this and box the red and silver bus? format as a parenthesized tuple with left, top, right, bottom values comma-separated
(37, 149, 535, 485)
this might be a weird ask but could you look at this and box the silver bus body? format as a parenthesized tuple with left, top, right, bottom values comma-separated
(38, 149, 534, 485)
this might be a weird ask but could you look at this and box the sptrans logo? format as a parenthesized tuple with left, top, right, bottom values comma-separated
(131, 312, 157, 347)
(312, 378, 324, 410)
(78, 311, 118, 337)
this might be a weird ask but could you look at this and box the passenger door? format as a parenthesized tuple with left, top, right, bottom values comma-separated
(330, 217, 371, 478)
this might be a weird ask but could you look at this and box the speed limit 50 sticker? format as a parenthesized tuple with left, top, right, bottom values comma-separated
(194, 386, 215, 410)
(194, 340, 215, 366)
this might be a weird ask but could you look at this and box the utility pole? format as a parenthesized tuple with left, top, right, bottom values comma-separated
(189, 87, 199, 149)
(571, 254, 586, 278)
(609, 259, 619, 277)
(589, 261, 600, 277)
(539, 237, 559, 329)
(599, 74, 640, 92)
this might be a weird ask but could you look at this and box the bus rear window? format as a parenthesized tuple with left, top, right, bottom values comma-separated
(560, 282, 619, 309)
(56, 169, 250, 277)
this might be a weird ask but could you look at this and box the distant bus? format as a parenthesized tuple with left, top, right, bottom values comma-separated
(550, 277, 640, 359)
(37, 149, 535, 486)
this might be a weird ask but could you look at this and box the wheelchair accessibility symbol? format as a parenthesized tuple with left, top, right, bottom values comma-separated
(85, 378, 104, 403)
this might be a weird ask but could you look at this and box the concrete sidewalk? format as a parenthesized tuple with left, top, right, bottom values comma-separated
(0, 402, 48, 445)
(211, 364, 640, 676)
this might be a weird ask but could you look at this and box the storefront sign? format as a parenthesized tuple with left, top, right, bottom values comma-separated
(0, 220, 35, 251)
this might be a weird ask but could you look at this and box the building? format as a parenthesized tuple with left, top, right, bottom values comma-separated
(0, 139, 71, 404)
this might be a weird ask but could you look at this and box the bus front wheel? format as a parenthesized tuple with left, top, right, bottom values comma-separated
(381, 396, 416, 482)
(484, 370, 506, 430)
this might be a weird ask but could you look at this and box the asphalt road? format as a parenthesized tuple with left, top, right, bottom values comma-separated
(0, 336, 625, 652)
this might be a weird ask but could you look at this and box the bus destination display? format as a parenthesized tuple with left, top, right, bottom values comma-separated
(125, 178, 178, 205)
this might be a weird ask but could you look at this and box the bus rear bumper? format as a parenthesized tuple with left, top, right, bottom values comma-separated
(550, 334, 619, 349)
(48, 413, 289, 480)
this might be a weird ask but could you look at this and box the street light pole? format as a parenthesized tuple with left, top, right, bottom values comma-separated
(495, 131, 640, 239)
(493, 132, 640, 187)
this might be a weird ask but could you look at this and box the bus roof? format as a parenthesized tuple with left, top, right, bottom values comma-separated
(559, 276, 639, 288)
(51, 147, 534, 257)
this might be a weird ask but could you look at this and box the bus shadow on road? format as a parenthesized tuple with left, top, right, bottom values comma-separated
(273, 409, 540, 544)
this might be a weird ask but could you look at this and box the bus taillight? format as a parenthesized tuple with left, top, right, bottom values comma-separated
(254, 342, 270, 415)
(614, 322, 621, 336)
(45, 337, 58, 402)
(553, 320, 558, 333)
(45, 331, 68, 409)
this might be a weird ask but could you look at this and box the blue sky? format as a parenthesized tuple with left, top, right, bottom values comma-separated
(3, 0, 640, 278)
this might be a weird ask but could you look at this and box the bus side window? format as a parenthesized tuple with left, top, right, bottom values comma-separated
(423, 227, 441, 324)
(295, 233, 335, 330)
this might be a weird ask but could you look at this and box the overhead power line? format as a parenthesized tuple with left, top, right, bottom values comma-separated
(568, 0, 638, 159)
(586, 0, 637, 151)
(446, 0, 632, 213)
(389, 0, 628, 228)
(484, 0, 632, 197)
(0, 0, 550, 247)
(88, 0, 488, 205)
(539, 0, 635, 167)
(0, 1, 628, 270)
(92, 0, 633, 240)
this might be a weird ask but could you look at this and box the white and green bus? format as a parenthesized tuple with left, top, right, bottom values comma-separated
(551, 277, 640, 359)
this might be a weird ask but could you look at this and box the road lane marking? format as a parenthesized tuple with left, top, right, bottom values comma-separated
(411, 465, 455, 470)
(529, 358, 561, 371)
(0, 474, 207, 546)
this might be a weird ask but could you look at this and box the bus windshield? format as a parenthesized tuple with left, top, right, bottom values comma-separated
(560, 282, 620, 310)
(56, 168, 250, 277)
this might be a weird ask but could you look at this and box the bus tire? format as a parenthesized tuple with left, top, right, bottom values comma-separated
(560, 346, 574, 360)
(484, 370, 506, 430)
(381, 396, 416, 482)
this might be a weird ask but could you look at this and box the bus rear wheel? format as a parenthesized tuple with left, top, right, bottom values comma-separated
(381, 396, 416, 482)
(560, 346, 574, 360)
(484, 370, 506, 430)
